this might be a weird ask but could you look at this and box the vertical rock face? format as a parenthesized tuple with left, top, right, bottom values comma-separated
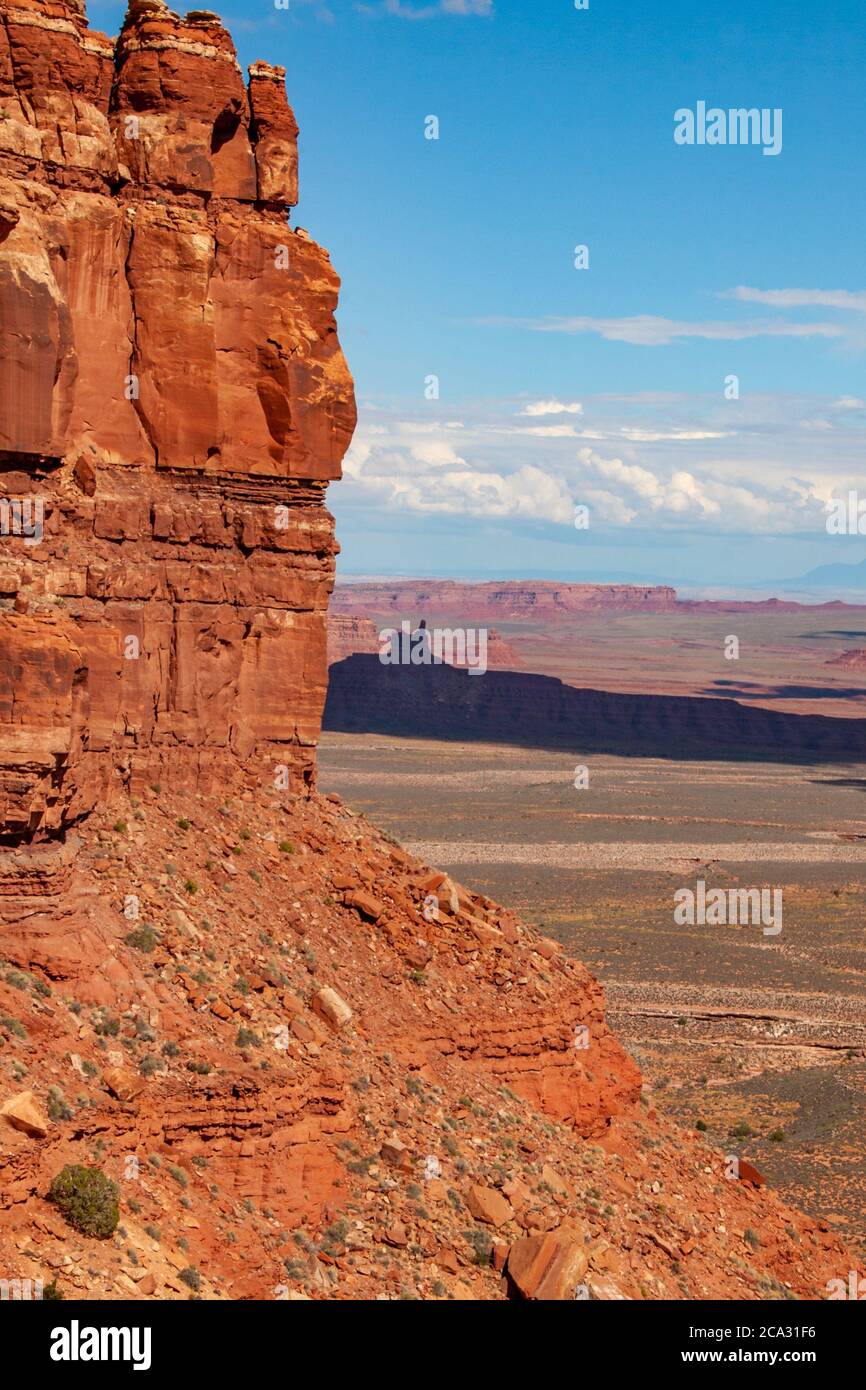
(0, 0, 356, 853)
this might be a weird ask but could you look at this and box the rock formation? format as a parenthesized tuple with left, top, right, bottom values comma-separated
(331, 579, 681, 622)
(827, 649, 866, 669)
(327, 612, 523, 670)
(0, 0, 355, 858)
(326, 614, 380, 666)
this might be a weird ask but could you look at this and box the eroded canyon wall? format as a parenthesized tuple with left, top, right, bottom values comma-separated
(0, 0, 356, 857)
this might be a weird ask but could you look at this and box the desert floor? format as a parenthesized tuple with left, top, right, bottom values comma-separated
(319, 732, 866, 1260)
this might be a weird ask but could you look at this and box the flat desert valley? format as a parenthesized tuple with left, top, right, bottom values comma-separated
(321, 590, 866, 1262)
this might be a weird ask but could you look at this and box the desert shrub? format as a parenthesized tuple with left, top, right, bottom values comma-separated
(125, 926, 158, 952)
(179, 1266, 201, 1292)
(47, 1086, 72, 1122)
(92, 1009, 120, 1038)
(463, 1228, 494, 1266)
(48, 1165, 119, 1239)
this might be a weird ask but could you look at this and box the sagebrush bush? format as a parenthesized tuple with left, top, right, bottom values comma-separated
(48, 1165, 119, 1239)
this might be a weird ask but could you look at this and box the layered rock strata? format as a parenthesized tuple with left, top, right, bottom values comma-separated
(0, 0, 355, 865)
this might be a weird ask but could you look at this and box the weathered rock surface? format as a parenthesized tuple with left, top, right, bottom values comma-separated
(0, 0, 356, 833)
(327, 614, 380, 665)
(331, 580, 680, 621)
(506, 1230, 589, 1300)
(1, 1089, 48, 1137)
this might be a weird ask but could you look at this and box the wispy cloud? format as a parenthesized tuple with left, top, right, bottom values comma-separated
(725, 286, 866, 312)
(495, 314, 845, 346)
(519, 399, 583, 416)
(578, 427, 730, 442)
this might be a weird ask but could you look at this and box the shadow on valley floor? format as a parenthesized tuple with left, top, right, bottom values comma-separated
(324, 655, 866, 764)
(703, 681, 866, 701)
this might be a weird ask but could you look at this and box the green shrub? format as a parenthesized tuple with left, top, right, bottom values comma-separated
(92, 1010, 120, 1037)
(47, 1086, 72, 1122)
(48, 1165, 119, 1239)
(125, 926, 158, 952)
(463, 1228, 494, 1266)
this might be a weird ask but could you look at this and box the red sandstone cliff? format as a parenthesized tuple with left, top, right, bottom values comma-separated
(0, 0, 355, 838)
(332, 579, 680, 623)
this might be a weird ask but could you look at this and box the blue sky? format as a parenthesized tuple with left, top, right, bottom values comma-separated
(95, 0, 866, 592)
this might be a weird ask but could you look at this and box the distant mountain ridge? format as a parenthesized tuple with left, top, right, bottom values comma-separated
(333, 578, 866, 621)
(789, 557, 866, 590)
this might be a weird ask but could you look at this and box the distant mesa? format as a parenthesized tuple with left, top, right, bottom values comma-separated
(326, 613, 522, 669)
(332, 580, 680, 622)
(826, 648, 866, 669)
(324, 654, 866, 763)
(327, 614, 380, 665)
(333, 578, 866, 620)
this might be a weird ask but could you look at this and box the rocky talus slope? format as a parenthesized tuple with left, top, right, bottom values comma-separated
(0, 787, 856, 1300)
(0, 1, 856, 1300)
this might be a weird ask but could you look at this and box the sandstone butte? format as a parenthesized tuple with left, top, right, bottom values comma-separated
(0, 0, 856, 1302)
(326, 613, 523, 670)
